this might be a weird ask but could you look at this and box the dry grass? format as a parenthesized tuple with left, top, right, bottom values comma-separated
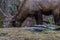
(0, 28, 60, 40)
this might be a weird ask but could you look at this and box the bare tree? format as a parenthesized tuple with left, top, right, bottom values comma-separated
(1, 0, 18, 27)
(1, 0, 27, 27)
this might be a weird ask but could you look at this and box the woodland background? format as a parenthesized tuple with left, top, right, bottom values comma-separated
(0, 0, 20, 27)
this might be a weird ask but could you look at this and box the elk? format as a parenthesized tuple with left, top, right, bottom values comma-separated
(12, 0, 60, 27)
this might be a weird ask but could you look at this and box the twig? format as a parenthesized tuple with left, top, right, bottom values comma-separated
(0, 9, 8, 17)
(13, 0, 27, 18)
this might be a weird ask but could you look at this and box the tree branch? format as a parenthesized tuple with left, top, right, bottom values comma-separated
(0, 9, 8, 17)
(13, 0, 27, 18)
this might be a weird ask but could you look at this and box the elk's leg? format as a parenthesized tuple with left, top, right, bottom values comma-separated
(53, 9, 60, 26)
(34, 11, 43, 25)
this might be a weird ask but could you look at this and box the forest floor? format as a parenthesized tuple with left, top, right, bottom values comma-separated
(0, 27, 60, 40)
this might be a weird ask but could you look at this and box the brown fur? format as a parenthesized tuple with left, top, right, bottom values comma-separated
(12, 0, 60, 27)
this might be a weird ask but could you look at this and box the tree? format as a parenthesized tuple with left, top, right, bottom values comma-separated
(1, 0, 20, 27)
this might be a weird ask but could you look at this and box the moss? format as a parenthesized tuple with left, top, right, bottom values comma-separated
(0, 17, 3, 28)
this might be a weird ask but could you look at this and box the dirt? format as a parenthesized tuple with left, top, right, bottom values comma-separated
(0, 28, 60, 40)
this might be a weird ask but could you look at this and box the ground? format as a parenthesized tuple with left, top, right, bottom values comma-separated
(0, 28, 60, 40)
